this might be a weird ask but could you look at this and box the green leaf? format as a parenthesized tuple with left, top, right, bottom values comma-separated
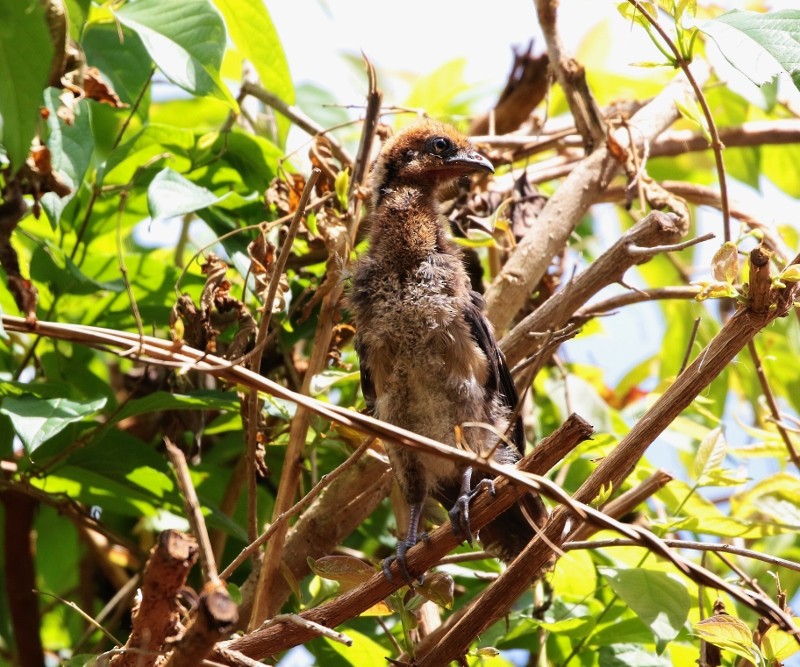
(779, 264, 800, 283)
(404, 59, 474, 121)
(29, 243, 125, 296)
(212, 0, 293, 103)
(82, 23, 153, 106)
(693, 426, 727, 481)
(0, 395, 106, 453)
(64, 0, 91, 41)
(323, 628, 389, 666)
(675, 93, 711, 143)
(763, 142, 800, 197)
(40, 89, 94, 228)
(0, 0, 55, 171)
(598, 567, 690, 653)
(762, 623, 800, 661)
(598, 643, 672, 666)
(147, 167, 225, 221)
(702, 10, 800, 91)
(115, 0, 236, 108)
(693, 614, 759, 663)
(101, 124, 195, 185)
(109, 390, 240, 425)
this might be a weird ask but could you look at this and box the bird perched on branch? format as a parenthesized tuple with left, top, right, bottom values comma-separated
(349, 119, 547, 584)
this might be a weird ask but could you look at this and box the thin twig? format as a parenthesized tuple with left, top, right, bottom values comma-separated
(219, 437, 376, 580)
(244, 169, 321, 543)
(255, 613, 353, 647)
(626, 0, 731, 241)
(240, 81, 353, 167)
(679, 317, 702, 375)
(165, 437, 219, 583)
(573, 286, 701, 321)
(35, 589, 122, 646)
(566, 538, 800, 575)
(747, 340, 800, 468)
(627, 231, 714, 256)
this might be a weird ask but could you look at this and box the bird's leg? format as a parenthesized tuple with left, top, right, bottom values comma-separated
(382, 501, 425, 586)
(449, 467, 495, 546)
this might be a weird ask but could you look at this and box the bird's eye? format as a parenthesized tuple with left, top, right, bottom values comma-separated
(427, 136, 452, 155)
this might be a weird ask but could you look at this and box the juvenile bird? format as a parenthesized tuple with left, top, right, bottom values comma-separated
(349, 119, 547, 583)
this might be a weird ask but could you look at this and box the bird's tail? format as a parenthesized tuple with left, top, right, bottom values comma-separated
(478, 492, 548, 563)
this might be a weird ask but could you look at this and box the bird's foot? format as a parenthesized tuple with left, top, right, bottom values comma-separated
(449, 478, 495, 546)
(382, 532, 428, 587)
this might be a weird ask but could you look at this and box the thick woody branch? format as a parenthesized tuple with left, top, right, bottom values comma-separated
(534, 0, 605, 151)
(0, 490, 43, 667)
(501, 211, 688, 367)
(474, 119, 800, 153)
(162, 582, 238, 667)
(568, 469, 673, 542)
(413, 252, 800, 665)
(601, 181, 793, 262)
(571, 252, 797, 510)
(259, 454, 394, 613)
(485, 74, 697, 331)
(109, 530, 199, 667)
(215, 415, 593, 661)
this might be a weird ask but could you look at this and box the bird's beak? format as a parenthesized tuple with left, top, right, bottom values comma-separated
(443, 149, 495, 174)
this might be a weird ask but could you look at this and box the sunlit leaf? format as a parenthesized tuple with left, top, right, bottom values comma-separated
(0, 0, 54, 171)
(778, 264, 800, 283)
(762, 623, 800, 661)
(703, 10, 800, 91)
(115, 0, 236, 107)
(323, 628, 389, 665)
(212, 0, 293, 104)
(147, 167, 225, 221)
(599, 567, 690, 653)
(40, 90, 94, 228)
(1, 395, 106, 453)
(694, 426, 727, 482)
(693, 614, 759, 663)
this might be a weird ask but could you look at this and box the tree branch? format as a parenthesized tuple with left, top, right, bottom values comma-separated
(500, 211, 688, 368)
(412, 249, 800, 665)
(484, 74, 698, 331)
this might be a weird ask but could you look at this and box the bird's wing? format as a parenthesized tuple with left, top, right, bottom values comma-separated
(465, 291, 525, 456)
(355, 336, 377, 415)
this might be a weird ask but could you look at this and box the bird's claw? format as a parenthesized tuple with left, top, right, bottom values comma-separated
(449, 478, 495, 546)
(382, 535, 426, 587)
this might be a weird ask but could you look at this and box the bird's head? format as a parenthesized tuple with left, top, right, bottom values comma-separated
(370, 120, 494, 204)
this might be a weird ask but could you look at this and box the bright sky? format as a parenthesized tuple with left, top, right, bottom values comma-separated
(270, 0, 799, 114)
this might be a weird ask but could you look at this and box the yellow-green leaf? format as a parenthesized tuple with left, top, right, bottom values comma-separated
(694, 426, 727, 482)
(307, 555, 375, 587)
(762, 623, 800, 661)
(693, 615, 758, 663)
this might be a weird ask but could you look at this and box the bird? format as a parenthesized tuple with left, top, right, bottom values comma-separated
(349, 119, 547, 584)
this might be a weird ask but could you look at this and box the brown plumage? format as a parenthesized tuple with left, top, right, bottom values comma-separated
(349, 120, 547, 583)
